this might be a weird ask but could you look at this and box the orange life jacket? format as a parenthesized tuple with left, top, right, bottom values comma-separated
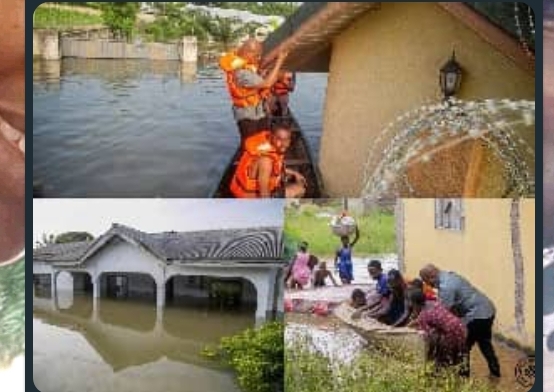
(272, 72, 295, 96)
(230, 131, 285, 198)
(219, 52, 270, 108)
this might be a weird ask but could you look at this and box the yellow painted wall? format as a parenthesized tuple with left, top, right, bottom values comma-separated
(402, 199, 535, 348)
(319, 2, 535, 196)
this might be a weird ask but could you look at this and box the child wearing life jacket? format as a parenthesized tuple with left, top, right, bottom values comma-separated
(268, 71, 296, 118)
(229, 123, 306, 198)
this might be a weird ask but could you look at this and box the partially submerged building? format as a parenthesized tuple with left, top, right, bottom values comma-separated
(33, 223, 285, 324)
(263, 2, 535, 197)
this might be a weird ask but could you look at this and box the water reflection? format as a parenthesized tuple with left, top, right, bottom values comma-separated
(33, 58, 327, 197)
(34, 295, 253, 391)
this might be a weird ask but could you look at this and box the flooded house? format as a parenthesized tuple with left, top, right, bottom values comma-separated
(397, 198, 535, 349)
(33, 223, 285, 325)
(263, 2, 535, 197)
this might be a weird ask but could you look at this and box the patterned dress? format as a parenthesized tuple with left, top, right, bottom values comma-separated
(415, 301, 467, 368)
(291, 252, 311, 286)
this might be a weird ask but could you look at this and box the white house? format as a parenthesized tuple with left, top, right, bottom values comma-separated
(33, 223, 285, 325)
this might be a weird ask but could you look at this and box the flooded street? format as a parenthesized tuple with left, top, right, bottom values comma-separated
(33, 59, 327, 197)
(33, 294, 255, 392)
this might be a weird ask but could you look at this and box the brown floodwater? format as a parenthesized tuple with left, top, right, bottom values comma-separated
(33, 294, 256, 392)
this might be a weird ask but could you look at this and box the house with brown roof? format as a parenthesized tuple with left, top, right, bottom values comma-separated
(33, 223, 285, 324)
(263, 2, 535, 197)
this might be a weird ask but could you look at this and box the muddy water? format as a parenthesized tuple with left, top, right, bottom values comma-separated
(33, 295, 256, 392)
(286, 314, 530, 392)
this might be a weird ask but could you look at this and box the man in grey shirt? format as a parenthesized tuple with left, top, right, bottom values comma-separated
(420, 264, 501, 378)
(220, 38, 288, 145)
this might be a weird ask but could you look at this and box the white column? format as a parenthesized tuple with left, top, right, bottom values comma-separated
(181, 36, 197, 63)
(90, 275, 99, 322)
(43, 31, 61, 61)
(156, 279, 166, 310)
(253, 276, 269, 326)
(51, 272, 57, 301)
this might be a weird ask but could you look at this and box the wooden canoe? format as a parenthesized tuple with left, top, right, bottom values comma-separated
(211, 113, 324, 198)
(334, 302, 427, 361)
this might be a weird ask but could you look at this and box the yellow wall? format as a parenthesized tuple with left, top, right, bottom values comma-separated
(319, 2, 535, 196)
(402, 199, 535, 348)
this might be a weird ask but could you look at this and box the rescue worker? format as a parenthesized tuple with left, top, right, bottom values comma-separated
(219, 38, 289, 144)
(230, 123, 306, 198)
(268, 71, 296, 117)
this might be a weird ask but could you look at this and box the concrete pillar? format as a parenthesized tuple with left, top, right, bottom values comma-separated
(156, 280, 166, 310)
(181, 36, 197, 63)
(92, 275, 100, 322)
(180, 62, 197, 83)
(51, 272, 57, 301)
(254, 278, 269, 326)
(43, 30, 61, 61)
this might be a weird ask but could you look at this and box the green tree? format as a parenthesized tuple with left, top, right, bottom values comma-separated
(55, 232, 94, 244)
(207, 17, 246, 50)
(101, 2, 140, 40)
(35, 233, 56, 248)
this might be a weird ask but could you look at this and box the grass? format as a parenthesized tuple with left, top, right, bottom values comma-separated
(285, 341, 498, 392)
(284, 204, 396, 257)
(33, 6, 103, 29)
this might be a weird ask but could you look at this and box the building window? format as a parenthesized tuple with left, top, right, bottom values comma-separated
(435, 199, 464, 231)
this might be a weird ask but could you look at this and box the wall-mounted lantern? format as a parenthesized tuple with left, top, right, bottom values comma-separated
(439, 51, 463, 99)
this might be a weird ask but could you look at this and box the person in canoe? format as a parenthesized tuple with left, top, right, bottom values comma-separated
(268, 71, 296, 118)
(419, 264, 501, 378)
(334, 226, 360, 284)
(219, 38, 289, 145)
(229, 122, 306, 198)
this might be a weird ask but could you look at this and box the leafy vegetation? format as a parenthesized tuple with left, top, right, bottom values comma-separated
(33, 6, 103, 29)
(286, 341, 498, 392)
(100, 2, 140, 40)
(206, 322, 284, 392)
(35, 231, 94, 247)
(0, 258, 24, 368)
(284, 203, 396, 257)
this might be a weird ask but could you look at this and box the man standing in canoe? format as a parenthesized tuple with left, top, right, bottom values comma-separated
(419, 264, 501, 379)
(229, 122, 306, 198)
(219, 39, 289, 145)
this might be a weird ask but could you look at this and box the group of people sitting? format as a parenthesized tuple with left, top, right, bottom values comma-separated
(219, 38, 306, 198)
(351, 262, 501, 379)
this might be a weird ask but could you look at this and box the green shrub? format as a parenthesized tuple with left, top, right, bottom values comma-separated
(0, 258, 24, 368)
(211, 322, 284, 392)
(285, 341, 498, 392)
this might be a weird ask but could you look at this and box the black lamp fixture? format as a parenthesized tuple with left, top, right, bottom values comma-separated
(439, 51, 463, 99)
